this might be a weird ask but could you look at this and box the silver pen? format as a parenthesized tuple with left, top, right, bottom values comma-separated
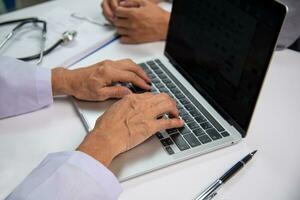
(194, 150, 257, 200)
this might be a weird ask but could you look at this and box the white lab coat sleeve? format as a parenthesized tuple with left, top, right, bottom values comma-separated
(277, 0, 300, 49)
(6, 151, 122, 200)
(0, 56, 53, 119)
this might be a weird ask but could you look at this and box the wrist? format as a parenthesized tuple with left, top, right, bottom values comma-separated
(159, 10, 170, 40)
(77, 130, 122, 167)
(51, 67, 73, 96)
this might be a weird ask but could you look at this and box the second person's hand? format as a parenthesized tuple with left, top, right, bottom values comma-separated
(101, 0, 160, 23)
(101, 0, 120, 23)
(113, 0, 170, 44)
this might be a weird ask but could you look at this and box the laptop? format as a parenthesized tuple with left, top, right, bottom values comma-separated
(74, 0, 286, 181)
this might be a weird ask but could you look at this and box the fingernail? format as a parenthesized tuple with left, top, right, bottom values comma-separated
(124, 90, 132, 95)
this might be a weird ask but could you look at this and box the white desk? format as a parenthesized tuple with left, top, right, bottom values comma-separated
(1, 1, 300, 200)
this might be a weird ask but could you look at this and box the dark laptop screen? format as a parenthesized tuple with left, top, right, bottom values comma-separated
(165, 0, 286, 136)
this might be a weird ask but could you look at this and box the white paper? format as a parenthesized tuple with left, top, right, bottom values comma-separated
(0, 7, 116, 69)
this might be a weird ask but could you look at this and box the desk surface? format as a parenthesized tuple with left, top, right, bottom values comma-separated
(1, 1, 300, 200)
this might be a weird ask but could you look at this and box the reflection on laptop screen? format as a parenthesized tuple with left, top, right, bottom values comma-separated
(165, 0, 285, 133)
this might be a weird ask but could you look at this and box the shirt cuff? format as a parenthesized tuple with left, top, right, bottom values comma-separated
(67, 151, 123, 200)
(35, 67, 53, 106)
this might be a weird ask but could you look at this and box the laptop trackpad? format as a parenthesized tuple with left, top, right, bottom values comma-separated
(109, 136, 172, 182)
(74, 99, 117, 131)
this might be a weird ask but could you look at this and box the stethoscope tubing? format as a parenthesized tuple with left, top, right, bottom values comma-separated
(0, 18, 76, 63)
(0, 17, 38, 26)
(0, 17, 48, 62)
(19, 39, 63, 61)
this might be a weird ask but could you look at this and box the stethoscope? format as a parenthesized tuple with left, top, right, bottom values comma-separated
(0, 17, 77, 64)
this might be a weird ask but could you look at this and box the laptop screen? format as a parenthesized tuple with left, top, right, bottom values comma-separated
(165, 0, 286, 136)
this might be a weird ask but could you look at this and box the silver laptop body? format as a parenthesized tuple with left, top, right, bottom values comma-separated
(74, 0, 286, 181)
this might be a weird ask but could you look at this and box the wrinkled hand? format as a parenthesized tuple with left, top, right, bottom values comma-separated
(101, 0, 159, 23)
(101, 0, 119, 23)
(113, 0, 170, 43)
(78, 93, 184, 166)
(51, 59, 151, 101)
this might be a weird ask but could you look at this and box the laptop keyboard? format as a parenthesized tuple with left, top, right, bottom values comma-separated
(133, 59, 230, 155)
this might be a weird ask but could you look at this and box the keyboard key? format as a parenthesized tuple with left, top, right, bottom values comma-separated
(162, 78, 172, 84)
(195, 102, 225, 132)
(208, 120, 224, 132)
(182, 115, 194, 123)
(166, 128, 178, 135)
(148, 65, 157, 70)
(179, 109, 189, 116)
(158, 73, 167, 79)
(185, 104, 196, 111)
(146, 61, 155, 66)
(152, 78, 160, 84)
(157, 62, 166, 69)
(147, 62, 159, 70)
(166, 82, 176, 89)
(170, 87, 181, 94)
(177, 103, 183, 109)
(160, 138, 174, 146)
(184, 134, 201, 147)
(193, 128, 205, 137)
(156, 132, 164, 139)
(206, 128, 222, 140)
(198, 135, 212, 144)
(156, 82, 165, 89)
(147, 69, 154, 74)
(190, 110, 201, 117)
(148, 73, 156, 79)
(151, 87, 158, 93)
(175, 92, 185, 99)
(179, 98, 190, 105)
(220, 131, 230, 137)
(178, 107, 184, 111)
(178, 126, 191, 135)
(154, 68, 163, 74)
(154, 59, 161, 63)
(170, 133, 190, 151)
(155, 82, 165, 89)
(144, 68, 152, 74)
(195, 115, 206, 123)
(165, 146, 175, 155)
(200, 122, 212, 130)
(159, 88, 169, 93)
(139, 63, 148, 70)
(187, 122, 199, 130)
(151, 65, 159, 70)
(147, 61, 156, 66)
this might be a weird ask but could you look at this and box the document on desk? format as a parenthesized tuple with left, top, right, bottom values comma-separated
(0, 7, 117, 69)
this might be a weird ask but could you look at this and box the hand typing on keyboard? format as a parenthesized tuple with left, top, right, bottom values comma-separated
(53, 59, 152, 101)
(78, 92, 184, 166)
